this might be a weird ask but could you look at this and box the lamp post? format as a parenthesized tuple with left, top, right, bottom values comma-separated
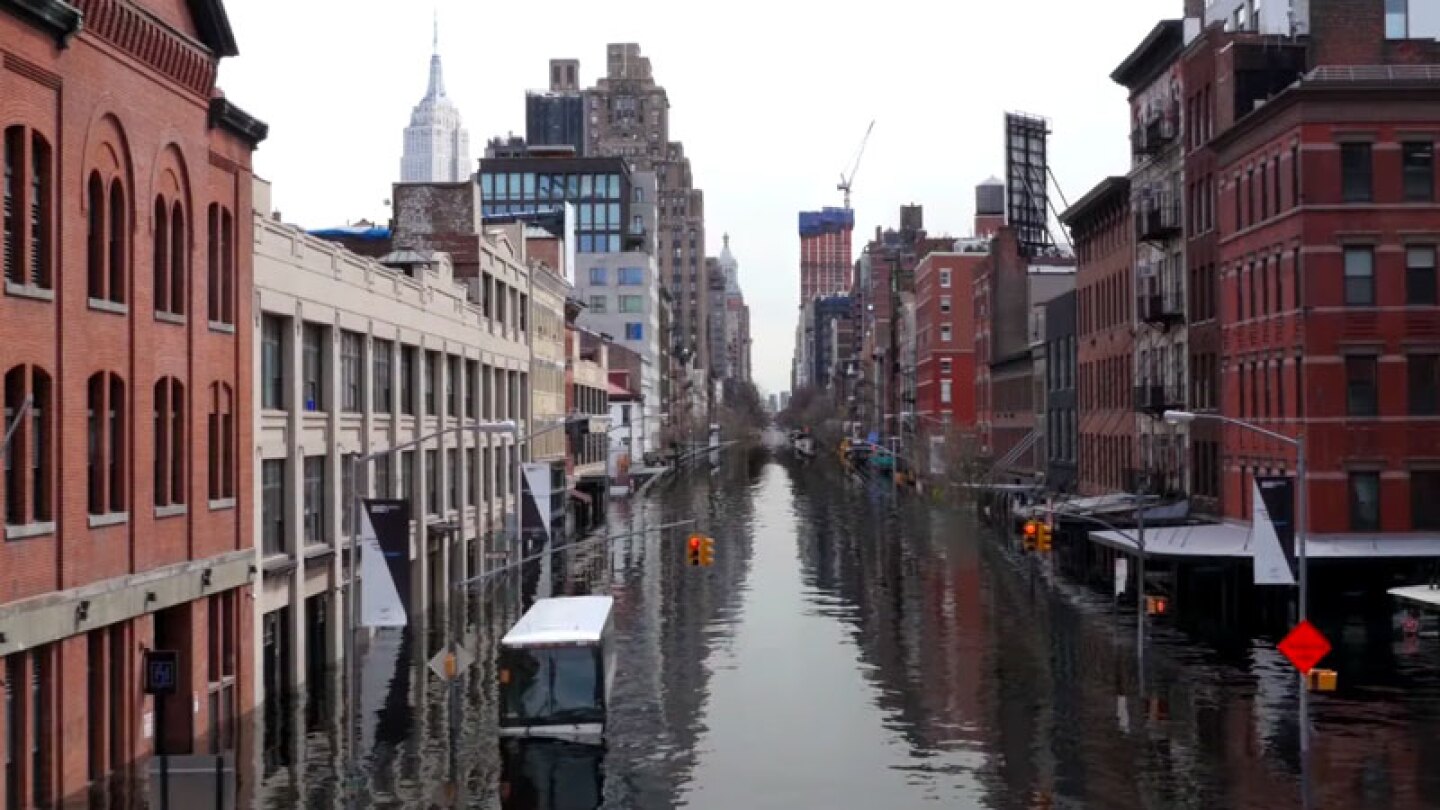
(1163, 409, 1308, 755)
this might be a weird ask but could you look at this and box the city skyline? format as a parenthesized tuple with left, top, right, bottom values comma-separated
(216, 0, 1164, 396)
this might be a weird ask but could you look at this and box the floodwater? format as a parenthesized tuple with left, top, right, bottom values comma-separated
(257, 451, 1440, 808)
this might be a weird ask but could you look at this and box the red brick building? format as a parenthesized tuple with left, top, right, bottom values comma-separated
(798, 207, 854, 303)
(1062, 177, 1136, 496)
(913, 246, 987, 431)
(1214, 68, 1440, 537)
(0, 1, 263, 805)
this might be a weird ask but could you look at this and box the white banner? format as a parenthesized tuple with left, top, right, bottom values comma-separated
(359, 506, 408, 628)
(1250, 480, 1297, 586)
(522, 462, 553, 543)
(1114, 557, 1128, 596)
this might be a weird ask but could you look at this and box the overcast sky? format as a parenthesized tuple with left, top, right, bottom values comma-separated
(218, 0, 1170, 397)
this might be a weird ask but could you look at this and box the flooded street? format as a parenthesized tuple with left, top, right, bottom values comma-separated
(260, 452, 1440, 808)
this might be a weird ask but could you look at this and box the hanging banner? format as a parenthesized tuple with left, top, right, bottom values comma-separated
(522, 462, 553, 543)
(1250, 478, 1297, 586)
(360, 499, 413, 628)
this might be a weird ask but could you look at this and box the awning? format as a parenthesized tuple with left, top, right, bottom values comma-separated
(568, 488, 593, 505)
(1389, 585, 1440, 609)
(1090, 523, 1440, 560)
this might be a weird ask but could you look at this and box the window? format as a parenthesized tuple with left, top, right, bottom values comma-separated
(400, 451, 415, 500)
(400, 346, 417, 415)
(940, 380, 952, 404)
(1350, 471, 1381, 531)
(625, 322, 643, 340)
(4, 128, 54, 290)
(1341, 143, 1372, 202)
(618, 266, 644, 285)
(153, 378, 184, 508)
(303, 456, 325, 546)
(619, 295, 644, 313)
(87, 372, 126, 516)
(208, 382, 235, 502)
(301, 324, 325, 411)
(588, 267, 606, 285)
(940, 358, 953, 375)
(940, 295, 952, 314)
(206, 205, 235, 324)
(1403, 142, 1434, 201)
(373, 458, 391, 499)
(425, 351, 439, 416)
(153, 198, 186, 317)
(338, 331, 363, 413)
(30, 649, 45, 807)
(465, 359, 478, 419)
(260, 315, 285, 410)
(1415, 471, 1440, 530)
(588, 294, 607, 313)
(374, 339, 393, 414)
(1344, 247, 1375, 306)
(1346, 355, 1379, 416)
(1411, 354, 1439, 415)
(1407, 246, 1437, 306)
(261, 459, 285, 555)
(939, 269, 951, 288)
(425, 449, 440, 515)
(940, 324, 952, 343)
(3, 365, 51, 526)
(86, 173, 128, 305)
(447, 448, 459, 512)
(465, 449, 477, 507)
(4, 656, 16, 810)
(1387, 0, 1409, 38)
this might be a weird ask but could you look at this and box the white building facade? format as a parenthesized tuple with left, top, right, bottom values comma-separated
(251, 180, 530, 716)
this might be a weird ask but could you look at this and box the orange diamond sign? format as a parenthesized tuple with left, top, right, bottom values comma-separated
(1278, 620, 1331, 674)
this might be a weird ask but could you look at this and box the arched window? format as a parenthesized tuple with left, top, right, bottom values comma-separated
(207, 203, 235, 325)
(87, 172, 105, 298)
(152, 197, 169, 312)
(87, 372, 126, 516)
(170, 201, 185, 315)
(3, 364, 52, 526)
(2, 126, 52, 290)
(108, 179, 126, 304)
(153, 377, 185, 507)
(208, 382, 234, 501)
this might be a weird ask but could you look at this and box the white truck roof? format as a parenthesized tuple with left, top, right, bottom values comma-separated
(501, 595, 615, 647)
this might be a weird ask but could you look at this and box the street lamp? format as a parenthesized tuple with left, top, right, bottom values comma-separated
(1163, 408, 1309, 755)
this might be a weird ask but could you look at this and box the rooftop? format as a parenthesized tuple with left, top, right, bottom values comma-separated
(501, 595, 614, 647)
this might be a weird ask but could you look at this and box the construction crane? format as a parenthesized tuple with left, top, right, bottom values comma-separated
(837, 119, 875, 210)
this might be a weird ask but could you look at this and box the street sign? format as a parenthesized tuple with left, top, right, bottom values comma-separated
(1278, 620, 1331, 674)
(142, 650, 180, 695)
(428, 643, 475, 682)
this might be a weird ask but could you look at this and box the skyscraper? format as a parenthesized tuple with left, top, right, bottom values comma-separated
(584, 44, 712, 377)
(400, 22, 472, 183)
(527, 58, 586, 155)
(798, 207, 855, 302)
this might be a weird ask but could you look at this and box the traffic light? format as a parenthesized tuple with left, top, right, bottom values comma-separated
(1037, 522, 1053, 553)
(686, 536, 702, 566)
(700, 537, 715, 567)
(1022, 520, 1039, 551)
(1145, 595, 1169, 615)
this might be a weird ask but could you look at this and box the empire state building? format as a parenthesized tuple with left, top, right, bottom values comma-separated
(400, 25, 471, 182)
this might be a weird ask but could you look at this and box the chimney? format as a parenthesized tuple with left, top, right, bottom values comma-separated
(1183, 0, 1203, 17)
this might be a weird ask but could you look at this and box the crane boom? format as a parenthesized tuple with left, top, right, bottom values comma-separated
(837, 119, 875, 210)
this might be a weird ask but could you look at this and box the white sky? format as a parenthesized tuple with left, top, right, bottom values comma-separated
(218, 0, 1169, 397)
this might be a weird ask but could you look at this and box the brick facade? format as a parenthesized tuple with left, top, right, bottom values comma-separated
(0, 1, 262, 805)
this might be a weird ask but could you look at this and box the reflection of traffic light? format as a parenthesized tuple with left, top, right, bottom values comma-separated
(687, 536, 702, 566)
(1145, 595, 1168, 615)
(700, 537, 715, 566)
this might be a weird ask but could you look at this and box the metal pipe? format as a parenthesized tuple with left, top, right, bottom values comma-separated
(1297, 431, 1309, 755)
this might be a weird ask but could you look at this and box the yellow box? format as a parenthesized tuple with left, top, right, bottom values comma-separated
(1307, 668, 1338, 691)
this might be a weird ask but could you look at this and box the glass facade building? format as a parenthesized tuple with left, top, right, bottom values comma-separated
(478, 156, 632, 254)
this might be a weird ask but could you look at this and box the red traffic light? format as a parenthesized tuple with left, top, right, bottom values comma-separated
(689, 536, 701, 550)
(1023, 521, 1038, 537)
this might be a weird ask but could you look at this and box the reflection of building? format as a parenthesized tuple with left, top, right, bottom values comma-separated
(0, 3, 264, 804)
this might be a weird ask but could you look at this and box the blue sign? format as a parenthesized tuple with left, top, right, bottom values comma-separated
(143, 650, 180, 695)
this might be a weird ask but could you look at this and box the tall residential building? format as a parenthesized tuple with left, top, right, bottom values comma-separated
(913, 239, 989, 432)
(799, 207, 855, 301)
(717, 234, 752, 384)
(1113, 19, 1189, 500)
(1, 1, 265, 803)
(584, 44, 712, 375)
(527, 59, 586, 156)
(705, 257, 729, 383)
(400, 25, 472, 183)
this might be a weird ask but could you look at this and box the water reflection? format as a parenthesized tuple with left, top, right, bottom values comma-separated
(257, 455, 1440, 809)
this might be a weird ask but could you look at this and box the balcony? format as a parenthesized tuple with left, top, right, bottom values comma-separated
(1137, 290, 1186, 330)
(1131, 108, 1178, 157)
(1135, 196, 1181, 242)
(1133, 384, 1180, 417)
